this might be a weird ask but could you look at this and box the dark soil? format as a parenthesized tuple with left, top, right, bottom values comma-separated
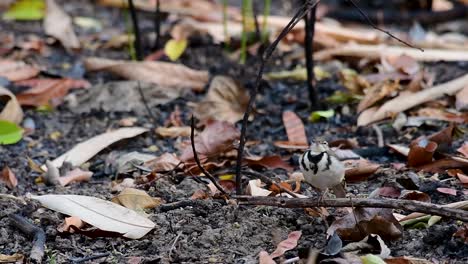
(1, 1, 467, 263)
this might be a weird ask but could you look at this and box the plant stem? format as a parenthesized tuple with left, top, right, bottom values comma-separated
(127, 0, 143, 60)
(304, 2, 319, 109)
(261, 0, 271, 43)
(153, 0, 161, 50)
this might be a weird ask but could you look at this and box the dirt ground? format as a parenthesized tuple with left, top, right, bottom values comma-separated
(1, 0, 468, 263)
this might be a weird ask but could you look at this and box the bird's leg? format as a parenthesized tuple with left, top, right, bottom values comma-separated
(317, 188, 328, 207)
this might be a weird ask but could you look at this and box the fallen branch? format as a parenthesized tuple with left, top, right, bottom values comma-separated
(233, 196, 468, 222)
(9, 214, 46, 263)
(315, 44, 468, 62)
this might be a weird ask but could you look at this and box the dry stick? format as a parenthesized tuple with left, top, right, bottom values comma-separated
(233, 196, 468, 222)
(304, 2, 319, 109)
(128, 0, 143, 60)
(242, 169, 299, 198)
(235, 0, 320, 195)
(9, 214, 46, 263)
(345, 0, 422, 51)
(190, 116, 228, 196)
(153, 0, 161, 49)
(136, 81, 158, 127)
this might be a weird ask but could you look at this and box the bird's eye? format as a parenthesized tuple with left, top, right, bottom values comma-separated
(322, 141, 328, 145)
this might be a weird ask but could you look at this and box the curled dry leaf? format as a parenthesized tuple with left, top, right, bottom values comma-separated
(44, 0, 80, 50)
(407, 138, 438, 167)
(344, 159, 380, 182)
(244, 155, 293, 171)
(193, 76, 249, 124)
(269, 231, 302, 259)
(16, 78, 91, 107)
(0, 60, 39, 81)
(84, 57, 209, 91)
(31, 194, 155, 239)
(358, 73, 468, 126)
(1, 166, 18, 189)
(57, 216, 84, 233)
(179, 120, 240, 162)
(456, 85, 468, 111)
(328, 207, 403, 241)
(144, 153, 181, 172)
(58, 168, 93, 187)
(0, 86, 23, 124)
(357, 81, 400, 113)
(42, 127, 148, 170)
(246, 179, 272, 197)
(112, 188, 163, 212)
(155, 126, 191, 138)
(282, 111, 308, 145)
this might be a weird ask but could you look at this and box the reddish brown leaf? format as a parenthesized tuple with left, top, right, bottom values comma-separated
(437, 187, 457, 196)
(400, 190, 431, 203)
(453, 224, 468, 243)
(269, 182, 293, 195)
(417, 108, 468, 123)
(416, 157, 468, 173)
(385, 55, 420, 75)
(258, 251, 276, 264)
(269, 231, 302, 258)
(244, 155, 293, 172)
(456, 85, 468, 111)
(344, 159, 380, 182)
(427, 124, 457, 149)
(0, 60, 39, 81)
(57, 216, 84, 233)
(407, 138, 437, 167)
(282, 111, 307, 145)
(16, 78, 90, 107)
(179, 121, 240, 162)
(377, 186, 401, 198)
(1, 166, 18, 189)
(385, 256, 433, 264)
(457, 142, 468, 158)
(58, 168, 93, 187)
(144, 153, 181, 172)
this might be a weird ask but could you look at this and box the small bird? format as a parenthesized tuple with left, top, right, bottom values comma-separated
(299, 141, 346, 201)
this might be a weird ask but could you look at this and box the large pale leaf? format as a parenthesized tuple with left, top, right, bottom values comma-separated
(0, 86, 23, 124)
(44, 0, 80, 49)
(31, 194, 155, 239)
(42, 127, 148, 170)
(84, 57, 209, 91)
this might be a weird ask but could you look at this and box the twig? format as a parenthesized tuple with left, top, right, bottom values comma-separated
(168, 231, 182, 260)
(190, 116, 228, 196)
(70, 253, 110, 264)
(235, 0, 321, 195)
(233, 196, 468, 222)
(9, 214, 46, 263)
(136, 81, 158, 127)
(158, 200, 219, 212)
(252, 2, 261, 41)
(242, 169, 299, 198)
(128, 0, 143, 60)
(345, 0, 422, 51)
(153, 0, 161, 49)
(304, 2, 319, 109)
(372, 124, 384, 147)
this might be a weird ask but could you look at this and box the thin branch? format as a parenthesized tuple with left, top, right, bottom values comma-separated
(136, 81, 158, 127)
(304, 3, 319, 109)
(242, 169, 299, 198)
(9, 214, 46, 263)
(128, 0, 143, 60)
(190, 116, 228, 196)
(346, 0, 423, 51)
(235, 0, 321, 195)
(233, 196, 468, 222)
(153, 0, 161, 49)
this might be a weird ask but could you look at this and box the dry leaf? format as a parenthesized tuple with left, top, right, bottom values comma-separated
(1, 166, 17, 189)
(84, 57, 209, 91)
(456, 85, 468, 111)
(282, 111, 308, 145)
(144, 153, 181, 172)
(416, 157, 468, 173)
(384, 55, 420, 75)
(0, 253, 24, 263)
(407, 138, 438, 167)
(179, 120, 240, 162)
(244, 155, 293, 171)
(58, 168, 93, 186)
(269, 231, 302, 258)
(155, 126, 191, 138)
(44, 0, 80, 50)
(246, 179, 272, 196)
(416, 108, 468, 123)
(31, 194, 155, 239)
(357, 81, 400, 113)
(0, 60, 39, 81)
(358, 73, 468, 126)
(112, 188, 162, 212)
(436, 187, 457, 196)
(193, 76, 249, 123)
(42, 127, 148, 170)
(258, 251, 276, 264)
(57, 216, 84, 233)
(344, 159, 380, 182)
(273, 140, 309, 150)
(16, 78, 90, 107)
(457, 142, 468, 158)
(385, 256, 434, 264)
(0, 86, 23, 124)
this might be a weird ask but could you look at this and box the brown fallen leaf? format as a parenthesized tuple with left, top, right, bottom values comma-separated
(385, 256, 433, 264)
(16, 78, 90, 107)
(190, 189, 210, 200)
(244, 155, 293, 172)
(0, 86, 23, 124)
(457, 172, 468, 185)
(58, 168, 93, 187)
(1, 166, 17, 189)
(357, 80, 400, 113)
(0, 60, 39, 81)
(457, 142, 468, 158)
(416, 108, 468, 123)
(269, 231, 302, 259)
(84, 57, 209, 91)
(344, 159, 380, 182)
(282, 111, 308, 145)
(258, 251, 276, 264)
(407, 138, 438, 167)
(358, 73, 468, 126)
(384, 55, 420, 75)
(44, 0, 80, 50)
(57, 216, 84, 233)
(436, 187, 457, 196)
(193, 76, 249, 124)
(328, 207, 403, 241)
(144, 153, 181, 172)
(456, 85, 468, 111)
(112, 188, 163, 212)
(400, 190, 431, 203)
(155, 126, 191, 138)
(416, 157, 468, 173)
(179, 120, 240, 162)
(453, 224, 468, 243)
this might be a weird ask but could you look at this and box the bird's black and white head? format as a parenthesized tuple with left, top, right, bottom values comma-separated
(309, 140, 330, 154)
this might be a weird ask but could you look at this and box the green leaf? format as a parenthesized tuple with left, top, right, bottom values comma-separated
(361, 254, 386, 264)
(164, 39, 188, 61)
(2, 0, 45, 21)
(401, 215, 431, 229)
(309, 109, 335, 122)
(265, 66, 330, 81)
(326, 91, 361, 104)
(0, 120, 23, 145)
